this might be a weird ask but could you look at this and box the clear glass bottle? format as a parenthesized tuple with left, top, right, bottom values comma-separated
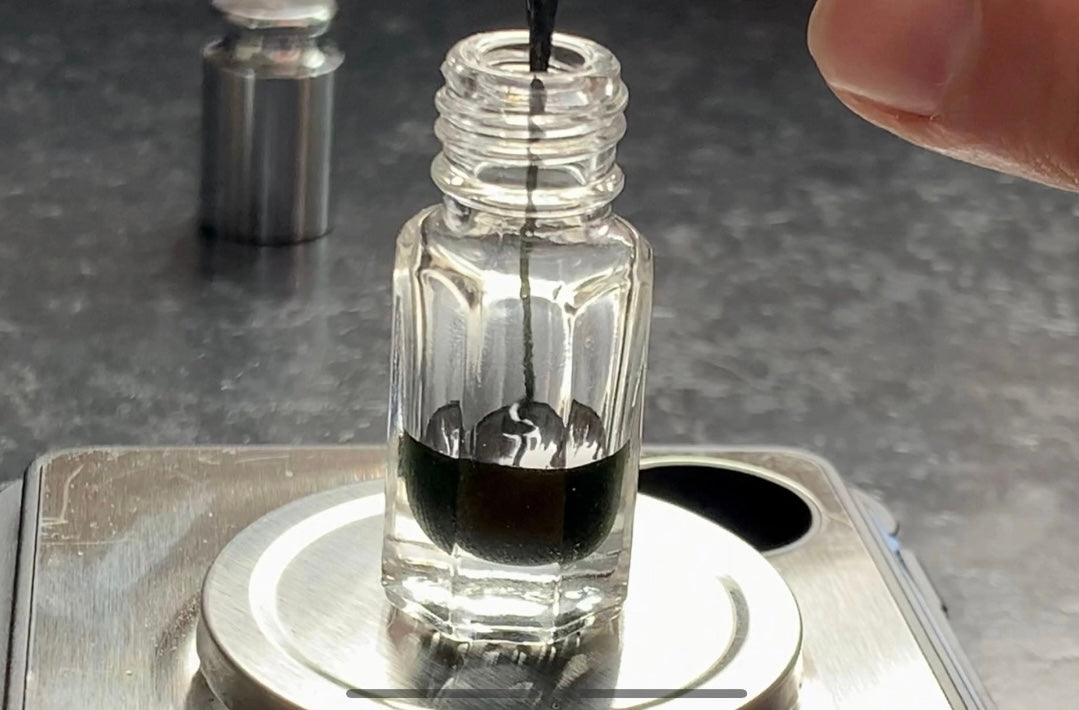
(381, 29, 653, 644)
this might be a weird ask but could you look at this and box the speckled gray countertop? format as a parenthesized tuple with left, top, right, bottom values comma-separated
(0, 1, 1076, 707)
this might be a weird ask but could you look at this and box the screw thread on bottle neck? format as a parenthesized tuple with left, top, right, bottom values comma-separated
(432, 30, 629, 219)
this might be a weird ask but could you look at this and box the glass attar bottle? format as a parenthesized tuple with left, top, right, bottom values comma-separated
(381, 29, 653, 643)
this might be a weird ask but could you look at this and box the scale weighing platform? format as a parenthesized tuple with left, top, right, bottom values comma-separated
(0, 445, 993, 708)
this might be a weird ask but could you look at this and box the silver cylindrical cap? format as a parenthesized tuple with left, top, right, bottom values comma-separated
(200, 0, 342, 244)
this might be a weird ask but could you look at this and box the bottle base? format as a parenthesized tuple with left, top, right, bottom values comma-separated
(381, 584, 623, 644)
(380, 545, 628, 644)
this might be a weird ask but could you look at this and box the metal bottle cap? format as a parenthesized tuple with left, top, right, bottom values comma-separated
(200, 0, 343, 244)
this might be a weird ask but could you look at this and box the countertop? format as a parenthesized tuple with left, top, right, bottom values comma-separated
(1, 1, 1077, 707)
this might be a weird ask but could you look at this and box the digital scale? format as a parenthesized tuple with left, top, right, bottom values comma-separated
(0, 444, 994, 708)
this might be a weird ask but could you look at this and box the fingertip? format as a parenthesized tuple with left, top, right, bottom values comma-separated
(807, 0, 981, 117)
(810, 0, 1079, 192)
(831, 89, 1079, 194)
(806, 0, 834, 68)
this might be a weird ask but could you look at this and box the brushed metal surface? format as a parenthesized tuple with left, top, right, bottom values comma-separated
(643, 450, 958, 709)
(0, 481, 23, 697)
(199, 1, 342, 243)
(196, 483, 802, 709)
(5, 446, 990, 708)
(212, 0, 338, 31)
(9, 447, 369, 709)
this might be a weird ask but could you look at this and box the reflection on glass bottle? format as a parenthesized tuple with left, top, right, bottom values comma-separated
(381, 29, 653, 644)
(379, 608, 624, 709)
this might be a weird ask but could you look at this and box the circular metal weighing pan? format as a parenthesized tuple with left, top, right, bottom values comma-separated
(197, 480, 803, 709)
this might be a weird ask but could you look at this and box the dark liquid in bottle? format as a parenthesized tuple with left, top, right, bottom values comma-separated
(399, 401, 627, 567)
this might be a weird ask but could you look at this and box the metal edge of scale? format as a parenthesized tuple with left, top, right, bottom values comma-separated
(0, 479, 23, 701)
(642, 446, 995, 710)
(195, 480, 805, 710)
(759, 448, 994, 710)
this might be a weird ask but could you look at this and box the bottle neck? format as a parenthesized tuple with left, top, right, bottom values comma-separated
(438, 195, 615, 239)
(431, 31, 629, 220)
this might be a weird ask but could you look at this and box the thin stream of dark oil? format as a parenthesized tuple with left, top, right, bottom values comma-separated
(518, 0, 557, 406)
(401, 1, 628, 568)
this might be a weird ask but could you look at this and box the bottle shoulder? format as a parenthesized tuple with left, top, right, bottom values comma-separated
(396, 205, 650, 254)
(608, 214, 652, 260)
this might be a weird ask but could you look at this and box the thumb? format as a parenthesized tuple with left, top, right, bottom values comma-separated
(808, 0, 1079, 192)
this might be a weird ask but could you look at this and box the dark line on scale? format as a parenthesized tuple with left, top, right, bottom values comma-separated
(347, 689, 751, 699)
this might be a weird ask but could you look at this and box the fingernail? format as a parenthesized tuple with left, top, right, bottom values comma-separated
(808, 0, 981, 116)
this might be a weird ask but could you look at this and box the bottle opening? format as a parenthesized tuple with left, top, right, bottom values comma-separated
(452, 30, 616, 85)
(433, 30, 628, 217)
(482, 42, 587, 74)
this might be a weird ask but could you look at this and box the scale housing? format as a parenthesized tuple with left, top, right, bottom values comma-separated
(0, 445, 993, 708)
